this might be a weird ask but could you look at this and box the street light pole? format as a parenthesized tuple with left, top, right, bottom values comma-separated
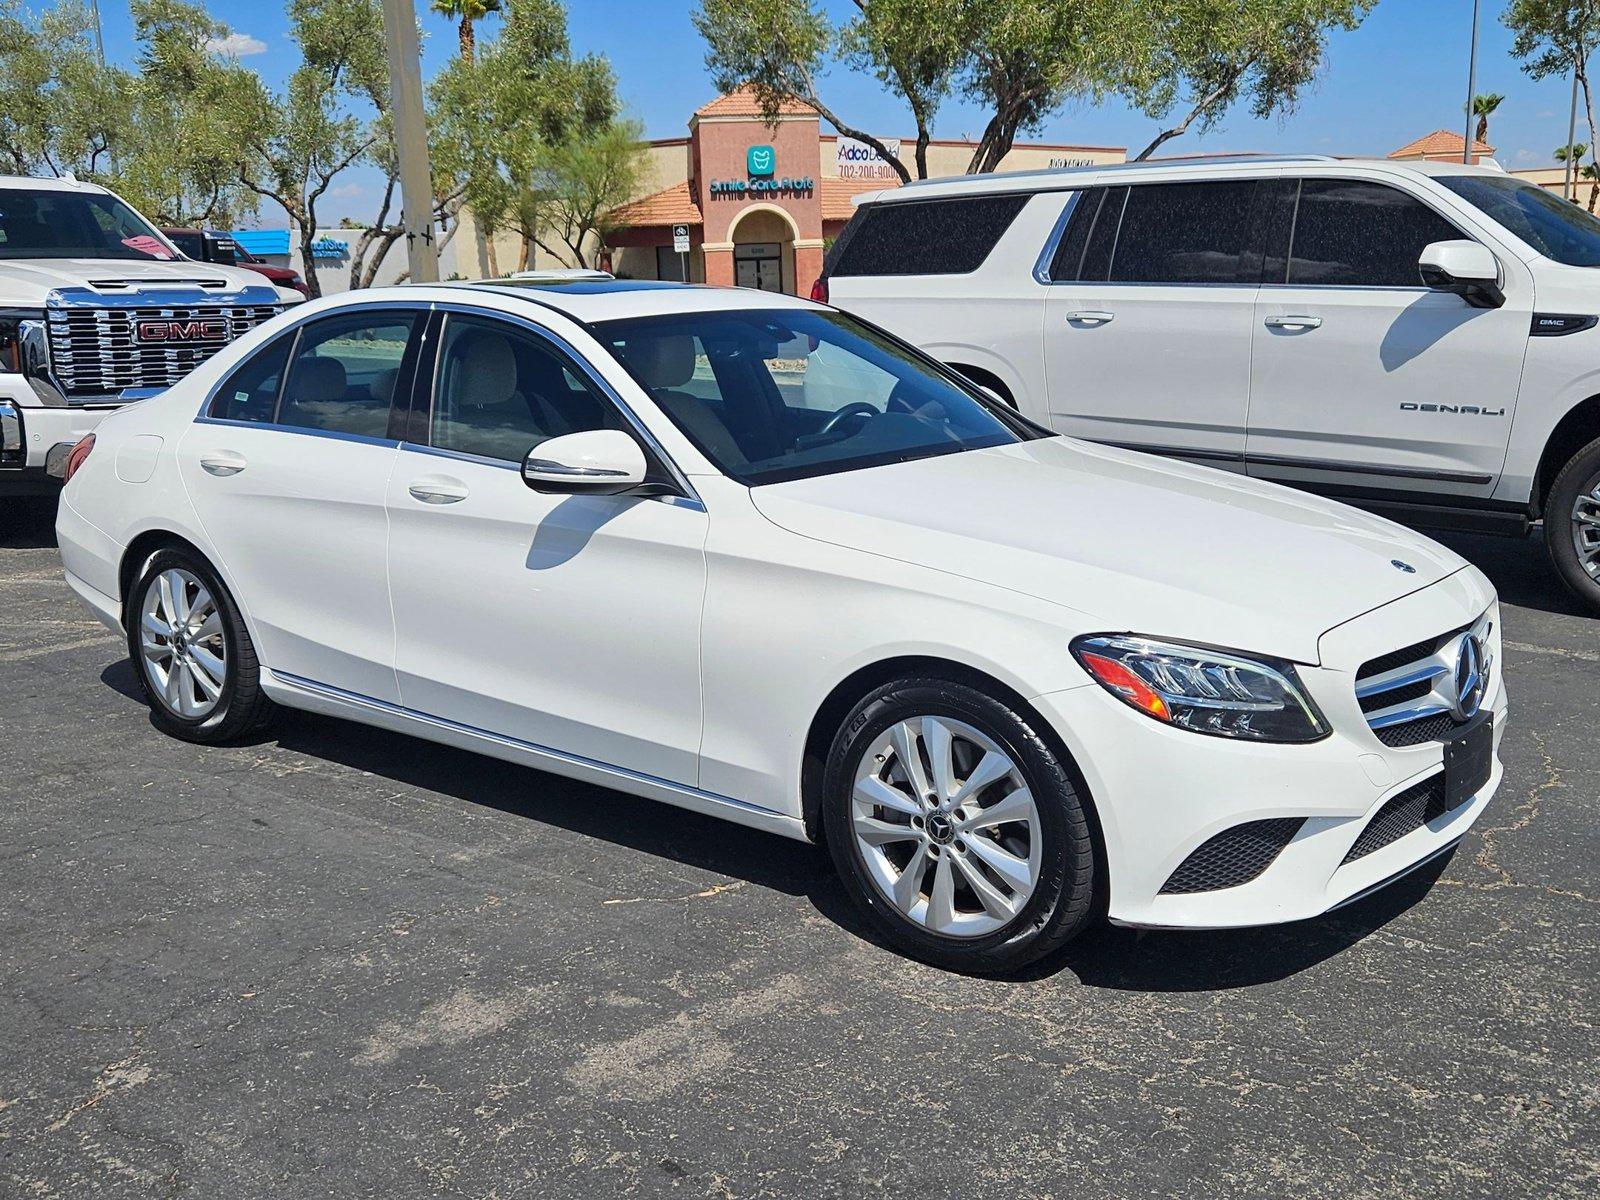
(1566, 66, 1580, 201)
(1463, 0, 1481, 164)
(380, 0, 440, 284)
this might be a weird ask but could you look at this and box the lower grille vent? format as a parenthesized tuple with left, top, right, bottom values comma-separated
(1159, 818, 1306, 894)
(1343, 774, 1463, 864)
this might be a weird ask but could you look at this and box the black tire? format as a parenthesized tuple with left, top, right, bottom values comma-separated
(1543, 435, 1600, 614)
(821, 676, 1096, 973)
(124, 546, 275, 743)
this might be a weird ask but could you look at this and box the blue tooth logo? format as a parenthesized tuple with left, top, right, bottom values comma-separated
(747, 145, 775, 176)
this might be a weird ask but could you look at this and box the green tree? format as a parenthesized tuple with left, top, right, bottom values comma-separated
(1471, 92, 1505, 146)
(1507, 0, 1600, 212)
(0, 0, 124, 177)
(1130, 0, 1377, 161)
(431, 0, 502, 61)
(531, 118, 647, 269)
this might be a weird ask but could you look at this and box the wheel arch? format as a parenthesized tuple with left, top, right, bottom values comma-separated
(944, 362, 1016, 408)
(118, 529, 214, 610)
(798, 654, 1108, 905)
(1534, 393, 1600, 518)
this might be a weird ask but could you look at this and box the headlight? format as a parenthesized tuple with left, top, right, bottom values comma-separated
(1070, 635, 1330, 743)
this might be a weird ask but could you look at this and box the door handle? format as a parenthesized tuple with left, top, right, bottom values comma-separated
(1264, 315, 1323, 331)
(1064, 310, 1115, 325)
(408, 476, 469, 505)
(199, 450, 247, 477)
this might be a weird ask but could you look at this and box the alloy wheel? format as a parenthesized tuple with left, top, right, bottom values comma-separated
(139, 568, 227, 719)
(1572, 478, 1600, 581)
(850, 715, 1042, 939)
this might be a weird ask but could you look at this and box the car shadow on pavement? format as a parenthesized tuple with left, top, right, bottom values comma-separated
(0, 496, 59, 549)
(1437, 528, 1590, 618)
(145, 698, 1450, 993)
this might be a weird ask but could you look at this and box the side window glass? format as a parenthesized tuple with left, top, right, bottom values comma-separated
(1289, 180, 1463, 287)
(1079, 186, 1126, 282)
(1109, 181, 1259, 284)
(431, 314, 623, 463)
(210, 335, 291, 423)
(1047, 190, 1099, 281)
(278, 312, 417, 438)
(1252, 179, 1300, 284)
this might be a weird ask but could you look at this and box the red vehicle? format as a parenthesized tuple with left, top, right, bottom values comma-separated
(161, 228, 309, 297)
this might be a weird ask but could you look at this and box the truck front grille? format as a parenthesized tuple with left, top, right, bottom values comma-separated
(45, 304, 279, 398)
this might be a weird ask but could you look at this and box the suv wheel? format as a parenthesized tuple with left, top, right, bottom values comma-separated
(1544, 435, 1600, 613)
(822, 676, 1095, 973)
(125, 547, 274, 743)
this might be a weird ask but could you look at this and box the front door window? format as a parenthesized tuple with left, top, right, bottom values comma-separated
(734, 242, 784, 292)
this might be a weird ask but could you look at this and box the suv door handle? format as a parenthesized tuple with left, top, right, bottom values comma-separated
(408, 476, 469, 505)
(1264, 315, 1323, 331)
(1064, 310, 1115, 325)
(199, 450, 247, 477)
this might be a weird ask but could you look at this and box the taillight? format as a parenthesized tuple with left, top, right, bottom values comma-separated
(809, 276, 829, 303)
(62, 433, 95, 483)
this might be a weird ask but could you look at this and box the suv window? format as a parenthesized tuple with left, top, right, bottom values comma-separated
(1109, 181, 1260, 284)
(830, 194, 1030, 277)
(277, 311, 418, 439)
(1439, 173, 1600, 266)
(1285, 179, 1463, 287)
(211, 335, 292, 423)
(431, 313, 622, 462)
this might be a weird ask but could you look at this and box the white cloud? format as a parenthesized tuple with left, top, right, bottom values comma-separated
(329, 183, 367, 200)
(204, 32, 267, 58)
(1514, 148, 1540, 164)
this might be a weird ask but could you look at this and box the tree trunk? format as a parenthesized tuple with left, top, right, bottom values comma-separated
(297, 221, 322, 300)
(1134, 71, 1247, 162)
(1581, 68, 1600, 214)
(459, 18, 474, 62)
(484, 230, 500, 277)
(1475, 114, 1489, 146)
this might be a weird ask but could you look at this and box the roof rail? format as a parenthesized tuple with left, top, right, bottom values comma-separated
(896, 153, 1342, 190)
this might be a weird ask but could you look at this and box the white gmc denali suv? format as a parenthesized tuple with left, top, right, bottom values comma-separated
(822, 156, 1600, 612)
(0, 175, 295, 496)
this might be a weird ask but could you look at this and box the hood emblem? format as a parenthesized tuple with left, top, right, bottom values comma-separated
(1391, 559, 1417, 574)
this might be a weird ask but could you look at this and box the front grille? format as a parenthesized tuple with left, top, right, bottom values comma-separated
(1159, 817, 1306, 894)
(45, 304, 278, 398)
(1356, 617, 1491, 748)
(1343, 773, 1464, 863)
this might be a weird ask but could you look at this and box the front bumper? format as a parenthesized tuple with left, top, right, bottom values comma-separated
(1037, 568, 1505, 929)
(0, 384, 121, 494)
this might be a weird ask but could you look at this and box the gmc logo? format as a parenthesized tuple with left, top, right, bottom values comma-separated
(134, 318, 229, 343)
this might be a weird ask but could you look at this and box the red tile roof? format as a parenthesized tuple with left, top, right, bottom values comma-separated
(1390, 129, 1494, 159)
(821, 175, 900, 221)
(607, 181, 701, 228)
(694, 85, 817, 119)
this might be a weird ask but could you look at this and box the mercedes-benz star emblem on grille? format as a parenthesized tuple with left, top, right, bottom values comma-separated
(1391, 559, 1417, 573)
(134, 318, 231, 343)
(1449, 633, 1487, 721)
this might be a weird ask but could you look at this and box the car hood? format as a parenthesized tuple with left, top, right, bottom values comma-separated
(0, 257, 278, 307)
(749, 437, 1467, 664)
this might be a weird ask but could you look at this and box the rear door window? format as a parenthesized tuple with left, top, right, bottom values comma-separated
(1286, 179, 1464, 287)
(1107, 181, 1261, 284)
(276, 311, 420, 439)
(210, 336, 292, 424)
(830, 194, 1031, 277)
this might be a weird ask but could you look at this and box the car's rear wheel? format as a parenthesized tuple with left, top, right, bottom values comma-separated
(125, 547, 274, 743)
(1544, 435, 1600, 614)
(822, 676, 1096, 973)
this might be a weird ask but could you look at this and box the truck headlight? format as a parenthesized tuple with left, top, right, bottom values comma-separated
(1070, 635, 1330, 743)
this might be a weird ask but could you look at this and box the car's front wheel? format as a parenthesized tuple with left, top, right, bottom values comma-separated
(125, 547, 274, 743)
(822, 676, 1096, 973)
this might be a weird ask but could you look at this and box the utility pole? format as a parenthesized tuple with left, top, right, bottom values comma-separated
(1566, 67, 1580, 201)
(1463, 0, 1481, 164)
(380, 0, 440, 284)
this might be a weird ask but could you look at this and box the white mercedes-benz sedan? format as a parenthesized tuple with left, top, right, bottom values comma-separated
(55, 280, 1506, 972)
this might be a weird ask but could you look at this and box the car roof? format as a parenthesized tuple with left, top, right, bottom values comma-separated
(345, 279, 828, 324)
(0, 174, 109, 194)
(856, 154, 1508, 205)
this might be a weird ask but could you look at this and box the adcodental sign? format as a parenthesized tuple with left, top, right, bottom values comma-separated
(836, 137, 901, 179)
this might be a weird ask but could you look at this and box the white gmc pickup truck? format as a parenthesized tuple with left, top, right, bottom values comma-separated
(1, 175, 295, 495)
(822, 156, 1600, 613)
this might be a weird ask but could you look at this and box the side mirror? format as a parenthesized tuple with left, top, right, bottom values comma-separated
(522, 429, 648, 496)
(1419, 240, 1504, 309)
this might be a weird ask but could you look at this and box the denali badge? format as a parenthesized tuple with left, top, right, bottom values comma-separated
(1399, 402, 1507, 417)
(134, 318, 229, 343)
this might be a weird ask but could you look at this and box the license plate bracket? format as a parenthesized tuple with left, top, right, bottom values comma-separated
(1443, 712, 1494, 812)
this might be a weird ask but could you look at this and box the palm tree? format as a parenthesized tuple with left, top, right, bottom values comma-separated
(431, 0, 502, 63)
(1471, 93, 1504, 147)
(1556, 143, 1591, 205)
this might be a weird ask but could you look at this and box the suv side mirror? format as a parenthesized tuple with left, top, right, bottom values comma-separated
(522, 430, 648, 496)
(1419, 240, 1504, 309)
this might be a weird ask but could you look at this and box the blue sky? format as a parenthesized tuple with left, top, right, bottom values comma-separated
(80, 0, 1584, 225)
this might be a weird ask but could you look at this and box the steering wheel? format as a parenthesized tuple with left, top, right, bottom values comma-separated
(819, 401, 879, 437)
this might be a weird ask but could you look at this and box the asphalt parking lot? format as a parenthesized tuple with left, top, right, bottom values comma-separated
(0, 496, 1596, 1199)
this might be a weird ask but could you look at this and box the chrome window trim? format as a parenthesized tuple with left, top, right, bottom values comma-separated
(428, 301, 704, 509)
(192, 415, 400, 450)
(1031, 191, 1085, 285)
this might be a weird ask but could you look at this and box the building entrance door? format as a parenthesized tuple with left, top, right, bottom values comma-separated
(734, 242, 784, 292)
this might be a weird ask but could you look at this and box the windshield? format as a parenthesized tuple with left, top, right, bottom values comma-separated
(598, 309, 1027, 485)
(1439, 174, 1600, 266)
(165, 230, 204, 258)
(0, 187, 177, 261)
